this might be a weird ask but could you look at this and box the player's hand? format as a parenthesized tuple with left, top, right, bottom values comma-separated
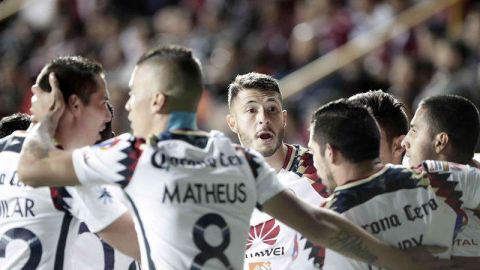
(30, 72, 65, 134)
(46, 72, 65, 127)
(401, 245, 460, 270)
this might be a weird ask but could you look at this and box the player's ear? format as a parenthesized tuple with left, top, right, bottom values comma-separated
(392, 134, 406, 161)
(282, 110, 287, 128)
(68, 94, 82, 115)
(152, 92, 166, 114)
(226, 114, 238, 134)
(325, 143, 336, 163)
(434, 132, 449, 154)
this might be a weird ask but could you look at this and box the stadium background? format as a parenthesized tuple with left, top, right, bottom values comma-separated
(0, 0, 479, 145)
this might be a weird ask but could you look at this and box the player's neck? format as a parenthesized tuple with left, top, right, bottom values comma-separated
(336, 159, 384, 186)
(166, 111, 198, 130)
(154, 111, 198, 135)
(264, 143, 288, 172)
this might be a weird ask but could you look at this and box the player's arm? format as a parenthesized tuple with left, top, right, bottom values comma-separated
(18, 123, 80, 187)
(262, 190, 449, 270)
(452, 257, 480, 270)
(97, 212, 141, 261)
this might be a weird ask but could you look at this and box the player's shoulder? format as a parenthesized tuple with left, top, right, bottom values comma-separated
(284, 144, 317, 179)
(422, 160, 470, 174)
(325, 165, 420, 212)
(92, 133, 144, 152)
(155, 129, 231, 151)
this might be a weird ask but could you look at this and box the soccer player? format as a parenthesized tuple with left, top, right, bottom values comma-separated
(67, 101, 140, 270)
(18, 45, 449, 270)
(0, 56, 139, 269)
(349, 90, 409, 165)
(308, 99, 480, 269)
(402, 94, 480, 269)
(226, 72, 326, 269)
(0, 113, 31, 139)
(402, 95, 479, 168)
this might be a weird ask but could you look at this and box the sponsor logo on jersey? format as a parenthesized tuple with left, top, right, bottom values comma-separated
(246, 219, 280, 250)
(454, 238, 479, 246)
(98, 188, 113, 204)
(96, 137, 121, 150)
(248, 262, 272, 270)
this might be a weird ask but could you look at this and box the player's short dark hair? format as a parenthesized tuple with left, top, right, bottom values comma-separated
(0, 113, 31, 138)
(37, 56, 104, 105)
(137, 45, 203, 112)
(349, 90, 409, 142)
(419, 95, 480, 159)
(227, 72, 281, 109)
(311, 99, 380, 163)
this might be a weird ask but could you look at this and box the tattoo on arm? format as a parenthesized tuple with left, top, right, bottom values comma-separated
(327, 230, 378, 264)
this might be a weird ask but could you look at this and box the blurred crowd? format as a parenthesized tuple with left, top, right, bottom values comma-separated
(1, 0, 480, 145)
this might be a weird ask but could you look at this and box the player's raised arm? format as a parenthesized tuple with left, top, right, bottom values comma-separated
(18, 73, 80, 187)
(262, 190, 450, 270)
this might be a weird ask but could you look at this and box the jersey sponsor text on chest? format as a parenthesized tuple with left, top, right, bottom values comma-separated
(0, 171, 26, 187)
(151, 151, 243, 170)
(360, 198, 439, 235)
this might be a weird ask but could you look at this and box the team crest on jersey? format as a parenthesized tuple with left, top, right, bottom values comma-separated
(248, 262, 272, 270)
(247, 219, 280, 250)
(96, 137, 121, 150)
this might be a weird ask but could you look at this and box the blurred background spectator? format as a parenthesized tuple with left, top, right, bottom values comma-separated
(0, 0, 479, 145)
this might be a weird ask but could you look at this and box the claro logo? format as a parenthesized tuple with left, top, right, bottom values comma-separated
(246, 219, 280, 250)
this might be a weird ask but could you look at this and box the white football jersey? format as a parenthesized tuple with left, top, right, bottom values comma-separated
(0, 133, 128, 270)
(71, 130, 286, 270)
(322, 161, 480, 270)
(244, 144, 327, 270)
(65, 218, 140, 270)
(452, 209, 480, 257)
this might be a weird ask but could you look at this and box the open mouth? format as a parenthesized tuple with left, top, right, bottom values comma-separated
(256, 131, 274, 142)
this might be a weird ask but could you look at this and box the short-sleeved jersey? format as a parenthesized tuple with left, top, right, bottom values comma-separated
(452, 209, 480, 257)
(244, 144, 327, 270)
(0, 133, 128, 270)
(322, 161, 480, 270)
(452, 158, 480, 258)
(72, 130, 286, 270)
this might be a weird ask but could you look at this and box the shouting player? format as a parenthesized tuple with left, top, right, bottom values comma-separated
(226, 72, 326, 269)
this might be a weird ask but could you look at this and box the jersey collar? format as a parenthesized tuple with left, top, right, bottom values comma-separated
(167, 111, 197, 130)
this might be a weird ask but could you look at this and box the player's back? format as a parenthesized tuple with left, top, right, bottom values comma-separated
(132, 130, 281, 269)
(0, 134, 73, 269)
(0, 133, 129, 270)
(75, 130, 284, 270)
(322, 163, 469, 270)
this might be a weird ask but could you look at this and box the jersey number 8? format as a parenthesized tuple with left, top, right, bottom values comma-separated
(191, 213, 233, 270)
